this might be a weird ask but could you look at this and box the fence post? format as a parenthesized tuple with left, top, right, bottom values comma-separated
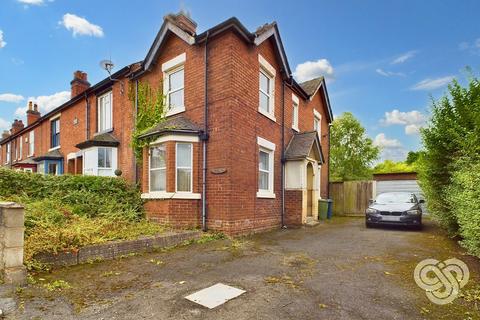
(0, 202, 26, 284)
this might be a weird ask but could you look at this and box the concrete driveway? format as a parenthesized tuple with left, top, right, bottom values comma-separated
(11, 217, 480, 319)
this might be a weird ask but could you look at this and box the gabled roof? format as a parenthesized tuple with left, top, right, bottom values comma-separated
(299, 77, 334, 123)
(75, 132, 120, 150)
(139, 115, 202, 139)
(285, 131, 324, 163)
(32, 149, 63, 162)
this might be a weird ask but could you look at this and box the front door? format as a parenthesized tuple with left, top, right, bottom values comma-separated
(307, 162, 314, 216)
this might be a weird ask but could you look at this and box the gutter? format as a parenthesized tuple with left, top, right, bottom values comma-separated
(201, 31, 210, 232)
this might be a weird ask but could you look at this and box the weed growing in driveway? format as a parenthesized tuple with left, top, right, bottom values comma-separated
(264, 274, 302, 289)
(43, 280, 71, 292)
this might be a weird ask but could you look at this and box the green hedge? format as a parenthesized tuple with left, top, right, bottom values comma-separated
(0, 168, 143, 221)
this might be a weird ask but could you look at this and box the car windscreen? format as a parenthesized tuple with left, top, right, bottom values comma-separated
(375, 193, 415, 204)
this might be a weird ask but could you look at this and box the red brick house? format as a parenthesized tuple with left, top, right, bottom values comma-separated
(0, 12, 333, 235)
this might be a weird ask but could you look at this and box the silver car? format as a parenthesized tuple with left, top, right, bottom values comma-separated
(365, 192, 424, 229)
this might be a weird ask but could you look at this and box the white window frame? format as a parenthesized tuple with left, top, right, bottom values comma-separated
(49, 115, 61, 151)
(258, 54, 276, 122)
(314, 109, 322, 140)
(97, 147, 113, 173)
(175, 142, 193, 193)
(257, 136, 276, 198)
(162, 53, 186, 117)
(292, 94, 299, 131)
(97, 91, 113, 133)
(6, 143, 10, 164)
(28, 130, 34, 156)
(149, 144, 167, 192)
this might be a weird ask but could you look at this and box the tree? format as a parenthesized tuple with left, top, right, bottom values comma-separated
(405, 151, 422, 165)
(373, 160, 416, 174)
(419, 74, 480, 236)
(330, 112, 380, 181)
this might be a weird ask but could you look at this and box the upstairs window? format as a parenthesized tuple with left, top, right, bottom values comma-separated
(292, 94, 299, 131)
(6, 143, 10, 163)
(162, 53, 186, 116)
(314, 110, 322, 140)
(176, 143, 192, 192)
(150, 144, 166, 192)
(51, 118, 60, 148)
(19, 137, 22, 159)
(98, 91, 112, 132)
(258, 55, 276, 121)
(28, 130, 34, 156)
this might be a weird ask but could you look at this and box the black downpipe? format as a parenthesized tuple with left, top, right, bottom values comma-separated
(327, 123, 331, 199)
(201, 31, 210, 232)
(85, 92, 90, 140)
(281, 79, 286, 229)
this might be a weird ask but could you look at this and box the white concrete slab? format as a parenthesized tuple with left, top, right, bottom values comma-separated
(185, 283, 245, 309)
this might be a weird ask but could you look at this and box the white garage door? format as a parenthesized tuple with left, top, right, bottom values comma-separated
(375, 180, 427, 213)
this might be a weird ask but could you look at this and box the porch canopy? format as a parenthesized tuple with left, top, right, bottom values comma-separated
(285, 131, 324, 163)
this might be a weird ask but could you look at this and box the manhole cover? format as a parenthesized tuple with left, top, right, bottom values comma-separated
(185, 283, 245, 309)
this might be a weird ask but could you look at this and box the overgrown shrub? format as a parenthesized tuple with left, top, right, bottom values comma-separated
(0, 169, 167, 269)
(0, 168, 143, 220)
(446, 159, 480, 256)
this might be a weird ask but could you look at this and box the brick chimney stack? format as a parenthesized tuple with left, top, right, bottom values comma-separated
(71, 70, 90, 98)
(164, 11, 197, 36)
(26, 101, 41, 126)
(10, 119, 24, 135)
(1, 130, 10, 140)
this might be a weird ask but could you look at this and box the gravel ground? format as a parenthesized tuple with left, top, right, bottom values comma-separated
(8, 217, 480, 319)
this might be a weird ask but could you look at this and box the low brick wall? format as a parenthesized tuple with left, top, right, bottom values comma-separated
(34, 230, 202, 267)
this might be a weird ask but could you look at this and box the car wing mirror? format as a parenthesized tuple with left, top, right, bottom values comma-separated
(368, 199, 374, 205)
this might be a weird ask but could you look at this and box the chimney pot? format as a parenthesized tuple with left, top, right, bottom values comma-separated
(26, 102, 41, 126)
(71, 70, 90, 98)
(28, 101, 33, 111)
(164, 11, 197, 36)
(10, 119, 25, 135)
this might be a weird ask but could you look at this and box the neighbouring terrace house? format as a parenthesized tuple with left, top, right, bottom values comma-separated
(0, 12, 333, 235)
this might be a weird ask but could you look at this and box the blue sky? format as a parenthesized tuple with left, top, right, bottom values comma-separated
(0, 0, 479, 161)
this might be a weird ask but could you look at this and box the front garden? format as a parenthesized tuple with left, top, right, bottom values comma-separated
(0, 169, 166, 270)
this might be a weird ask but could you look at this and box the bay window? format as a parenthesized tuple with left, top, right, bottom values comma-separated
(97, 147, 112, 176)
(149, 144, 166, 192)
(176, 143, 192, 192)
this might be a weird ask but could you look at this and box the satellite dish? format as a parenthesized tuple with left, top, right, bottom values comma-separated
(100, 59, 115, 74)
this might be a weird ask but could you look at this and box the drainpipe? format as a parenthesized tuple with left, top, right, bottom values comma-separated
(327, 123, 331, 199)
(201, 31, 210, 232)
(84, 92, 90, 140)
(280, 78, 286, 229)
(134, 79, 139, 184)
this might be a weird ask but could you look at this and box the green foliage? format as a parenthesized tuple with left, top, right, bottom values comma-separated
(0, 169, 167, 268)
(406, 151, 423, 165)
(419, 74, 480, 256)
(330, 112, 380, 181)
(43, 280, 72, 291)
(129, 81, 166, 161)
(373, 160, 416, 174)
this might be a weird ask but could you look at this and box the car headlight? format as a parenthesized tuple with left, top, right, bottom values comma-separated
(406, 209, 421, 215)
(366, 208, 379, 214)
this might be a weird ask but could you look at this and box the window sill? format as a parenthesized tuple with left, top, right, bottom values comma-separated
(141, 192, 201, 200)
(94, 129, 114, 136)
(256, 191, 276, 199)
(166, 107, 186, 117)
(258, 109, 276, 122)
(49, 146, 60, 152)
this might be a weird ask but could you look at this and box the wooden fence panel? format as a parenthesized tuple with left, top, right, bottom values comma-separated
(329, 181, 373, 216)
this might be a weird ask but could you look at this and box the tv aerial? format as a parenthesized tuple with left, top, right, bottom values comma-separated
(100, 59, 115, 77)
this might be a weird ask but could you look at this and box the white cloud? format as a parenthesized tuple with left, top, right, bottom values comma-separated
(17, 0, 44, 4)
(0, 118, 9, 131)
(373, 133, 402, 148)
(381, 109, 426, 135)
(373, 133, 407, 161)
(391, 51, 417, 64)
(411, 75, 455, 91)
(375, 68, 405, 77)
(293, 59, 334, 83)
(15, 91, 70, 117)
(0, 30, 6, 48)
(0, 93, 24, 103)
(459, 38, 480, 54)
(60, 13, 104, 37)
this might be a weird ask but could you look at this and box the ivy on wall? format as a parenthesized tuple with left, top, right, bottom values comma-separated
(129, 81, 166, 161)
